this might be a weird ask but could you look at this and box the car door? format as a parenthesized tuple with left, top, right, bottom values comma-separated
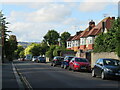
(69, 58, 74, 69)
(96, 59, 103, 76)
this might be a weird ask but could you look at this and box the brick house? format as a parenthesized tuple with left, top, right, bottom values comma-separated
(67, 17, 115, 52)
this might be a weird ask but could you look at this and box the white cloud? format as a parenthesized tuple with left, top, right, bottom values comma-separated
(8, 22, 60, 42)
(79, 2, 109, 12)
(27, 4, 71, 23)
(62, 18, 79, 25)
(79, 0, 118, 12)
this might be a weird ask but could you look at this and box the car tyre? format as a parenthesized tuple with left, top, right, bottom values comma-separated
(68, 66, 71, 70)
(92, 69, 96, 77)
(53, 63, 56, 67)
(61, 64, 64, 68)
(51, 62, 53, 66)
(101, 71, 107, 80)
(64, 65, 67, 69)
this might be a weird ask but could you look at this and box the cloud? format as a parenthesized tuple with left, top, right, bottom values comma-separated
(8, 22, 60, 42)
(79, 2, 109, 12)
(27, 4, 71, 23)
(78, 0, 119, 12)
(62, 18, 79, 25)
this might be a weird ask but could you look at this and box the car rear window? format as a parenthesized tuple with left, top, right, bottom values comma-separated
(75, 58, 88, 62)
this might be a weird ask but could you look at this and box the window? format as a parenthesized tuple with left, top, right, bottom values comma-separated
(75, 58, 88, 62)
(103, 59, 120, 66)
(90, 39, 92, 44)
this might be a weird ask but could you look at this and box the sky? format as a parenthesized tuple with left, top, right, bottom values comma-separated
(0, 0, 119, 42)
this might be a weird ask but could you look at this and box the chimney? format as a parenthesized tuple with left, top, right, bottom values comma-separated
(89, 20, 95, 31)
(76, 31, 82, 35)
(112, 17, 115, 20)
(102, 22, 106, 32)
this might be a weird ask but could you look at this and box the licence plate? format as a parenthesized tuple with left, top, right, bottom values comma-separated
(81, 67, 86, 69)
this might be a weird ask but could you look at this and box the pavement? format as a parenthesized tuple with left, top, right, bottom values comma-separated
(2, 61, 24, 90)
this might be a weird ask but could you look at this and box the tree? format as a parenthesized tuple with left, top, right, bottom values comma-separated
(24, 43, 40, 56)
(45, 45, 56, 60)
(39, 41, 49, 55)
(19, 50, 25, 58)
(30, 44, 41, 56)
(5, 35, 18, 61)
(0, 11, 11, 62)
(60, 32, 71, 47)
(14, 45, 24, 58)
(94, 17, 120, 57)
(43, 30, 59, 46)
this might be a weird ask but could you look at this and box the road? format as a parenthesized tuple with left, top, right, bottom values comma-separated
(13, 60, 120, 89)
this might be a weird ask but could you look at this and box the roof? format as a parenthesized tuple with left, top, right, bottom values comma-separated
(71, 35, 78, 40)
(74, 31, 83, 40)
(67, 17, 114, 40)
(67, 36, 74, 41)
(87, 17, 113, 36)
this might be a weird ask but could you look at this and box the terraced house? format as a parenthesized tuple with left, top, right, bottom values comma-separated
(67, 17, 115, 52)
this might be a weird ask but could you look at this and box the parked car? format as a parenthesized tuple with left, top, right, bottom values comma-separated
(51, 56, 64, 67)
(68, 57, 91, 72)
(61, 56, 74, 69)
(32, 56, 38, 62)
(18, 58, 25, 61)
(92, 58, 120, 80)
(36, 57, 46, 63)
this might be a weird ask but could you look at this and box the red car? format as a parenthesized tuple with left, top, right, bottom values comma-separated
(68, 57, 91, 72)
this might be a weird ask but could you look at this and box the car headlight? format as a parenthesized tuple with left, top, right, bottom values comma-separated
(105, 68, 113, 72)
(74, 63, 79, 66)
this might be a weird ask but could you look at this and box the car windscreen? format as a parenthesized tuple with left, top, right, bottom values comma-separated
(39, 57, 45, 60)
(75, 58, 88, 62)
(68, 57, 74, 60)
(103, 59, 120, 66)
(33, 56, 38, 58)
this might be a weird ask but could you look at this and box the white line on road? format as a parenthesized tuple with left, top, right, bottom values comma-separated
(12, 62, 24, 89)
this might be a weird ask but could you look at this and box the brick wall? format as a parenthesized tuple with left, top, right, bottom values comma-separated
(91, 52, 120, 68)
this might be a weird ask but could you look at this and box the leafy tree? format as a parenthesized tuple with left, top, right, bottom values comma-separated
(19, 50, 25, 58)
(45, 45, 56, 60)
(14, 45, 24, 59)
(94, 17, 120, 57)
(0, 11, 11, 62)
(24, 43, 39, 56)
(39, 41, 49, 55)
(5, 35, 18, 61)
(43, 30, 59, 46)
(30, 44, 41, 56)
(60, 32, 71, 47)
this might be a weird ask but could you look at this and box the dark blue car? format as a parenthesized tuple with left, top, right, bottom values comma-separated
(61, 56, 74, 69)
(92, 58, 120, 80)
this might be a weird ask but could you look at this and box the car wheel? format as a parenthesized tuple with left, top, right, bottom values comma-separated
(51, 62, 53, 66)
(61, 64, 64, 68)
(68, 66, 71, 70)
(101, 71, 107, 80)
(92, 69, 96, 77)
(53, 63, 56, 67)
(64, 65, 67, 69)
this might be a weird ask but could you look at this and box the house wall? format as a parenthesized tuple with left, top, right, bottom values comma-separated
(80, 45, 86, 50)
(73, 46, 79, 51)
(91, 52, 120, 68)
(87, 44, 94, 50)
